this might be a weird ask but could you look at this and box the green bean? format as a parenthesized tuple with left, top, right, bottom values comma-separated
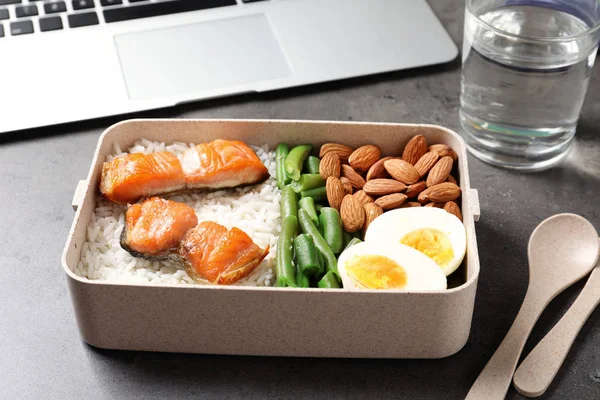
(299, 197, 319, 227)
(276, 215, 298, 287)
(281, 185, 298, 221)
(304, 156, 321, 174)
(276, 143, 291, 189)
(319, 207, 343, 254)
(343, 237, 362, 252)
(315, 203, 324, 212)
(300, 186, 327, 204)
(350, 230, 362, 240)
(316, 251, 325, 278)
(342, 230, 353, 247)
(317, 271, 340, 289)
(317, 222, 324, 238)
(290, 174, 325, 193)
(285, 145, 312, 181)
(298, 209, 339, 279)
(296, 267, 310, 288)
(294, 234, 321, 277)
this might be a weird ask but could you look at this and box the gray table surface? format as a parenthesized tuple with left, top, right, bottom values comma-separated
(1, 1, 599, 399)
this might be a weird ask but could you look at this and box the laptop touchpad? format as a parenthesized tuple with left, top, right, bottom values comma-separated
(115, 14, 291, 100)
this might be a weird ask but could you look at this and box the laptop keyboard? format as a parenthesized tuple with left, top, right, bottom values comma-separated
(0, 0, 268, 37)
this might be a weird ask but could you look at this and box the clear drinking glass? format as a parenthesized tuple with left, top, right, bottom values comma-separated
(459, 0, 600, 171)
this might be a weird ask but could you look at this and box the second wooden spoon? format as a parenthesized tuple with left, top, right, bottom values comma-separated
(513, 240, 600, 398)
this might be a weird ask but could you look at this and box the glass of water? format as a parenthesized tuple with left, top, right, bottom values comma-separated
(459, 0, 600, 171)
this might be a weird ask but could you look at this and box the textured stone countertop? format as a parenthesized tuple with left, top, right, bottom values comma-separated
(1, 1, 599, 399)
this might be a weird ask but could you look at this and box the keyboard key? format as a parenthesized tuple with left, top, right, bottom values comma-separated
(72, 0, 94, 10)
(0, 24, 4, 37)
(104, 0, 236, 23)
(68, 11, 98, 28)
(100, 0, 121, 6)
(44, 1, 66, 14)
(0, 9, 8, 20)
(0, 0, 20, 5)
(39, 16, 63, 31)
(10, 20, 33, 35)
(15, 5, 37, 18)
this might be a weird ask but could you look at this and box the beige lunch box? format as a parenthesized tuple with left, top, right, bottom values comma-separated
(62, 119, 481, 358)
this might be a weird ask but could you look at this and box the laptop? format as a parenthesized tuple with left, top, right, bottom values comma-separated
(0, 0, 458, 134)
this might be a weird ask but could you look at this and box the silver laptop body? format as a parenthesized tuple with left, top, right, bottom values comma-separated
(0, 0, 458, 133)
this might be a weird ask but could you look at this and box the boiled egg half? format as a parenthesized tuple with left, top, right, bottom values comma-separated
(364, 207, 467, 276)
(337, 241, 447, 291)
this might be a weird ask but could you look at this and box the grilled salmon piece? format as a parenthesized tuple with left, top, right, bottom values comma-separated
(181, 140, 269, 190)
(100, 152, 186, 204)
(121, 197, 198, 260)
(180, 221, 270, 285)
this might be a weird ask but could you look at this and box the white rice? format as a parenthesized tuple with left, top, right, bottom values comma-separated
(74, 140, 280, 286)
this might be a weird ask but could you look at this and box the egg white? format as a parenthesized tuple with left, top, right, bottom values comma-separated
(338, 241, 447, 291)
(364, 207, 467, 276)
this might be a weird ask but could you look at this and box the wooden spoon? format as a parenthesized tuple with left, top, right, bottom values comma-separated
(513, 242, 600, 397)
(465, 214, 599, 400)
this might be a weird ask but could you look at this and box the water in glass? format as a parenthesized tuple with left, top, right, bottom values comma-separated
(460, 4, 599, 170)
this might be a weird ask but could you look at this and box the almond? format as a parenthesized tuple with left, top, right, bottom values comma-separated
(319, 143, 354, 164)
(424, 202, 444, 208)
(418, 182, 461, 204)
(348, 145, 381, 172)
(363, 203, 383, 236)
(341, 164, 366, 189)
(447, 174, 457, 185)
(447, 148, 458, 162)
(405, 181, 427, 198)
(429, 144, 459, 162)
(402, 135, 427, 165)
(339, 176, 353, 195)
(400, 201, 422, 208)
(428, 144, 449, 156)
(326, 177, 345, 211)
(366, 156, 394, 180)
(340, 194, 365, 232)
(384, 159, 420, 184)
(413, 151, 440, 177)
(353, 190, 374, 205)
(443, 201, 463, 221)
(374, 193, 407, 210)
(363, 179, 407, 196)
(426, 156, 453, 187)
(319, 153, 341, 180)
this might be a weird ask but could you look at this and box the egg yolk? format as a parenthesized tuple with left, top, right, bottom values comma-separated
(400, 228, 454, 268)
(345, 255, 407, 289)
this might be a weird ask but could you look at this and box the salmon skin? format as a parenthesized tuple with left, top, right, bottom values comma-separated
(181, 140, 269, 190)
(101, 152, 186, 204)
(100, 140, 269, 204)
(121, 197, 198, 260)
(179, 221, 270, 285)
